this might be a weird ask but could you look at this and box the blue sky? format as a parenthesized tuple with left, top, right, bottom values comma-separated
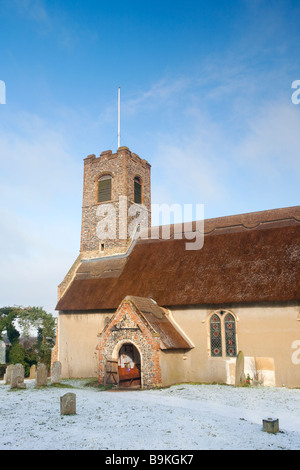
(0, 0, 300, 313)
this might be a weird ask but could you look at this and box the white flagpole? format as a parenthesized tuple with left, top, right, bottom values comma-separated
(118, 87, 120, 148)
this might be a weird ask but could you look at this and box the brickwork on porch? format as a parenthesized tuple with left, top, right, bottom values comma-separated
(97, 299, 162, 389)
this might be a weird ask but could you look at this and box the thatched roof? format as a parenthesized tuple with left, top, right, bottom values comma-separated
(56, 206, 300, 311)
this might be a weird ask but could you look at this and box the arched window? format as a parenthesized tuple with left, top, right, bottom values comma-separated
(209, 311, 237, 358)
(97, 175, 112, 203)
(134, 176, 142, 204)
(210, 314, 222, 357)
(224, 313, 237, 357)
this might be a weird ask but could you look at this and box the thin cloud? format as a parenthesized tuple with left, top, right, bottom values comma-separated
(6, 0, 89, 51)
(0, 110, 82, 310)
(125, 77, 191, 115)
(11, 0, 49, 23)
(233, 102, 300, 177)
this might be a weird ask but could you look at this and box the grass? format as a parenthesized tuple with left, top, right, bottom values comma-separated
(49, 382, 75, 389)
(83, 378, 115, 390)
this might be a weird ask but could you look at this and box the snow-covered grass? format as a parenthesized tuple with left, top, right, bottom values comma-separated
(0, 379, 300, 450)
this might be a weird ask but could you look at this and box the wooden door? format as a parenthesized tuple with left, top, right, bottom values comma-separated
(104, 357, 119, 386)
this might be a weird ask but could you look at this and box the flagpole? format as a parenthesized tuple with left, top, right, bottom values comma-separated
(118, 87, 120, 148)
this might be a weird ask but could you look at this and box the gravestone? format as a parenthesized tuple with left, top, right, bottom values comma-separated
(262, 418, 279, 434)
(35, 363, 48, 387)
(4, 365, 14, 385)
(29, 364, 36, 379)
(10, 364, 26, 389)
(60, 393, 76, 415)
(235, 351, 246, 387)
(0, 340, 6, 364)
(51, 361, 62, 384)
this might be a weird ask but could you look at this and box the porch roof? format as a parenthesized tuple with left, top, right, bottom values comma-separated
(124, 296, 193, 350)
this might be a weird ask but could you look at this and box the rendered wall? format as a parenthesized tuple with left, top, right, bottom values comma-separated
(167, 303, 300, 388)
(56, 302, 300, 388)
(57, 312, 114, 378)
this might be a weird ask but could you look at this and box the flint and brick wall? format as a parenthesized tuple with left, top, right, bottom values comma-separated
(81, 146, 151, 258)
(97, 300, 162, 389)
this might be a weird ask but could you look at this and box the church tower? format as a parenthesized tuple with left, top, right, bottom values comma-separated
(80, 145, 151, 259)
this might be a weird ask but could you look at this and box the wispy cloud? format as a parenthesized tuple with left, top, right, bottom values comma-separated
(124, 77, 191, 114)
(0, 112, 81, 211)
(0, 110, 82, 311)
(0, 207, 75, 313)
(11, 0, 49, 23)
(5, 0, 90, 51)
(233, 102, 300, 177)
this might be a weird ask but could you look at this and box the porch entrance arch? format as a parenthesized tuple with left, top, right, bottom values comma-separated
(98, 296, 186, 389)
(118, 342, 141, 388)
(103, 340, 142, 389)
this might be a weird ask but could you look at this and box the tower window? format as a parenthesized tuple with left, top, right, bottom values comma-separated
(97, 175, 112, 203)
(134, 177, 142, 204)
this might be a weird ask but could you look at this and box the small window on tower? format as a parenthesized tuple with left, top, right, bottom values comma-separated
(134, 176, 142, 204)
(97, 175, 112, 203)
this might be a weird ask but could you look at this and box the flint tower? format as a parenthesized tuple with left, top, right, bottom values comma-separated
(80, 146, 151, 259)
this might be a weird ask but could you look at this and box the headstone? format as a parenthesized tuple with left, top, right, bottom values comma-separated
(235, 350, 246, 387)
(51, 361, 62, 384)
(4, 364, 14, 384)
(0, 340, 6, 364)
(262, 418, 279, 434)
(60, 392, 76, 415)
(35, 363, 48, 387)
(29, 364, 36, 379)
(10, 363, 26, 389)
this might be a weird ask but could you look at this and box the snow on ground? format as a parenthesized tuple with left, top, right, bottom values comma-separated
(0, 379, 300, 450)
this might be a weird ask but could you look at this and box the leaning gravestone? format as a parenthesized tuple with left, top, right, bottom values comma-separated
(10, 364, 26, 389)
(60, 392, 76, 415)
(51, 361, 62, 384)
(35, 363, 48, 387)
(4, 364, 14, 385)
(235, 351, 246, 387)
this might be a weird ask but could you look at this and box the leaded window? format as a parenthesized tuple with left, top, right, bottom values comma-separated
(225, 313, 237, 357)
(209, 311, 237, 358)
(210, 314, 222, 357)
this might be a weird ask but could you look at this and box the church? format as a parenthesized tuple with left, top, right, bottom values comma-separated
(53, 145, 300, 389)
